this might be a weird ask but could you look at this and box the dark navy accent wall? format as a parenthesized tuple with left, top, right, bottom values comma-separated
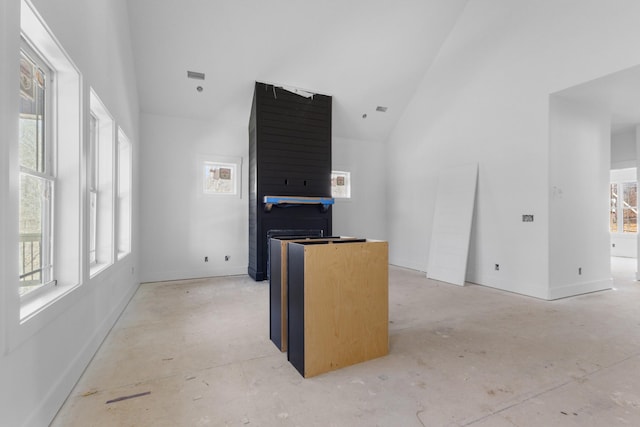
(248, 82, 332, 281)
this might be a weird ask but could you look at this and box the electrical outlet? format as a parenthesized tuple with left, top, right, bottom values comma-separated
(612, 243, 616, 248)
(495, 264, 500, 271)
(204, 256, 209, 262)
(225, 255, 230, 261)
(522, 214, 534, 222)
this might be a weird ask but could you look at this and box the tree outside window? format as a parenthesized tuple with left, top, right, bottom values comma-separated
(610, 181, 637, 234)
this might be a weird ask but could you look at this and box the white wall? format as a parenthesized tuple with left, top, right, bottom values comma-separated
(611, 128, 637, 169)
(332, 137, 387, 240)
(139, 117, 388, 282)
(386, 0, 640, 299)
(548, 96, 611, 299)
(0, 1, 140, 426)
(139, 113, 248, 282)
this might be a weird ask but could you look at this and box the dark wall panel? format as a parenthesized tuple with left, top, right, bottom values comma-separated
(248, 82, 332, 281)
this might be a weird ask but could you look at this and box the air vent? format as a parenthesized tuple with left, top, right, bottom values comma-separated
(187, 71, 205, 80)
(376, 106, 387, 112)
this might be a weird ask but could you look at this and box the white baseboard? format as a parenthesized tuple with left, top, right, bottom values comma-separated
(141, 266, 247, 284)
(546, 278, 612, 300)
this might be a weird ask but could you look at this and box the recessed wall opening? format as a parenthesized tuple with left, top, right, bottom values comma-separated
(551, 64, 640, 292)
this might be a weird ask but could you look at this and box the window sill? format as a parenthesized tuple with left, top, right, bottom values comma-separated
(20, 281, 79, 323)
(90, 261, 112, 278)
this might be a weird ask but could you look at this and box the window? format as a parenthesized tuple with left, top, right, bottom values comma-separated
(331, 171, 351, 199)
(89, 89, 115, 276)
(89, 114, 98, 265)
(622, 182, 637, 233)
(20, 0, 81, 319)
(203, 161, 239, 195)
(610, 181, 637, 234)
(117, 129, 132, 258)
(610, 183, 618, 233)
(18, 41, 54, 297)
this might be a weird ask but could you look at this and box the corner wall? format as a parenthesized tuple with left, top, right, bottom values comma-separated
(332, 136, 387, 241)
(386, 0, 640, 298)
(548, 96, 611, 299)
(0, 1, 140, 426)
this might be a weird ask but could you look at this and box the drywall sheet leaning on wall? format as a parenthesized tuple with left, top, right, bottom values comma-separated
(427, 163, 478, 286)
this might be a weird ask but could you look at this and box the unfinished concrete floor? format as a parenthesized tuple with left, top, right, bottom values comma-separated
(52, 260, 640, 426)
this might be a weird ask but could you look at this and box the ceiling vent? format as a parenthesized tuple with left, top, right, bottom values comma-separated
(376, 106, 388, 112)
(187, 71, 205, 80)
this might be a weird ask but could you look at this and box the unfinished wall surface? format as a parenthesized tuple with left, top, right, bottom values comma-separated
(386, 0, 640, 298)
(0, 1, 140, 426)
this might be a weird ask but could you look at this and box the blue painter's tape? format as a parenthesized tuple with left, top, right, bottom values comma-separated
(263, 196, 335, 206)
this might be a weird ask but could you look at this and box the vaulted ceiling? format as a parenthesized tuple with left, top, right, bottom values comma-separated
(126, 0, 468, 142)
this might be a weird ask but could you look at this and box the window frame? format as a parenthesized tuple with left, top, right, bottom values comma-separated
(621, 181, 637, 234)
(18, 0, 83, 323)
(88, 113, 98, 265)
(331, 170, 351, 199)
(117, 128, 132, 259)
(88, 89, 115, 277)
(18, 37, 57, 301)
(610, 180, 637, 235)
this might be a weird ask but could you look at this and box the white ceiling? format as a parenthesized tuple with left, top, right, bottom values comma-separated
(126, 0, 468, 141)
(554, 65, 640, 134)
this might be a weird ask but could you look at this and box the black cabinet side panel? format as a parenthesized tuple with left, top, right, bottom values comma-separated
(269, 240, 283, 349)
(287, 243, 306, 377)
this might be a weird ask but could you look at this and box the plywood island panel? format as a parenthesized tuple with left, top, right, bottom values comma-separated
(287, 240, 389, 378)
(269, 236, 361, 352)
